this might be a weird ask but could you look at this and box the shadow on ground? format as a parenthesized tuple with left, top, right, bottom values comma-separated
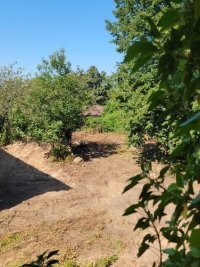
(0, 148, 71, 211)
(140, 143, 168, 162)
(138, 142, 185, 164)
(72, 142, 119, 161)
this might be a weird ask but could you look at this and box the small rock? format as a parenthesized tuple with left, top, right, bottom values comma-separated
(73, 156, 84, 164)
(74, 141, 85, 147)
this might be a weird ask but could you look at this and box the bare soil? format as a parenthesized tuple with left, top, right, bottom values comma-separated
(0, 132, 166, 267)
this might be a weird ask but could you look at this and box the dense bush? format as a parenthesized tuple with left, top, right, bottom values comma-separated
(0, 50, 87, 159)
(0, 64, 30, 144)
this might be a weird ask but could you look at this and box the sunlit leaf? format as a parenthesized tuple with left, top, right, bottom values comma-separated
(180, 203, 187, 219)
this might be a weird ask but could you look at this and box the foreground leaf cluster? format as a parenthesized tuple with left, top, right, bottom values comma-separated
(122, 0, 200, 266)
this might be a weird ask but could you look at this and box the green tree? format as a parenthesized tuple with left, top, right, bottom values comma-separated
(25, 49, 84, 159)
(0, 63, 30, 144)
(123, 0, 200, 266)
(75, 65, 111, 105)
(105, 0, 176, 151)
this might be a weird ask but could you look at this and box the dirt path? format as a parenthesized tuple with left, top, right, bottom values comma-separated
(0, 132, 162, 266)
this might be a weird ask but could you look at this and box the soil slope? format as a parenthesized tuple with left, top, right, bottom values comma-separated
(0, 132, 164, 266)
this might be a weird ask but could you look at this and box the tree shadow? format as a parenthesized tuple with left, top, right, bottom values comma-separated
(137, 142, 185, 164)
(0, 148, 71, 211)
(72, 142, 119, 161)
(137, 143, 168, 164)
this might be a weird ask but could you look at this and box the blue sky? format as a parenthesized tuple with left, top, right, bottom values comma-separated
(0, 0, 123, 76)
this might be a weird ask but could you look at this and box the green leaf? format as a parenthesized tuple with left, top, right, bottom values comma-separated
(158, 9, 181, 31)
(139, 42, 158, 57)
(123, 180, 139, 193)
(173, 124, 200, 138)
(145, 16, 161, 38)
(124, 41, 144, 63)
(191, 260, 200, 267)
(170, 0, 182, 3)
(175, 170, 184, 188)
(139, 184, 151, 201)
(180, 111, 200, 127)
(148, 98, 162, 111)
(158, 195, 175, 210)
(170, 143, 185, 158)
(123, 203, 142, 216)
(124, 40, 157, 64)
(147, 90, 165, 111)
(127, 174, 144, 182)
(182, 68, 193, 88)
(194, 212, 200, 224)
(158, 54, 176, 83)
(188, 216, 198, 232)
(141, 159, 145, 171)
(37, 250, 48, 263)
(131, 55, 152, 73)
(171, 28, 182, 49)
(191, 194, 200, 205)
(195, 0, 200, 21)
(189, 229, 200, 248)
(190, 246, 200, 258)
(139, 183, 151, 200)
(163, 248, 176, 256)
(159, 165, 170, 178)
(123, 174, 144, 193)
(183, 78, 197, 101)
(167, 183, 180, 192)
(137, 242, 149, 257)
(148, 90, 165, 103)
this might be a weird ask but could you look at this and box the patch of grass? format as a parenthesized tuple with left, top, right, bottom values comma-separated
(61, 255, 118, 267)
(108, 238, 128, 253)
(97, 224, 104, 231)
(61, 260, 80, 267)
(85, 255, 118, 267)
(86, 239, 94, 246)
(49, 144, 74, 162)
(0, 233, 21, 249)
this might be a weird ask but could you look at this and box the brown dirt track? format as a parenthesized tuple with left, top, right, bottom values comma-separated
(0, 132, 168, 267)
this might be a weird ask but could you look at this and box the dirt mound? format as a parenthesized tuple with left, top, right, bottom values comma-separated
(0, 132, 160, 266)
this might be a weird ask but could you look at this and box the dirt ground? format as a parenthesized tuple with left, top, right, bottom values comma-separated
(0, 132, 168, 267)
